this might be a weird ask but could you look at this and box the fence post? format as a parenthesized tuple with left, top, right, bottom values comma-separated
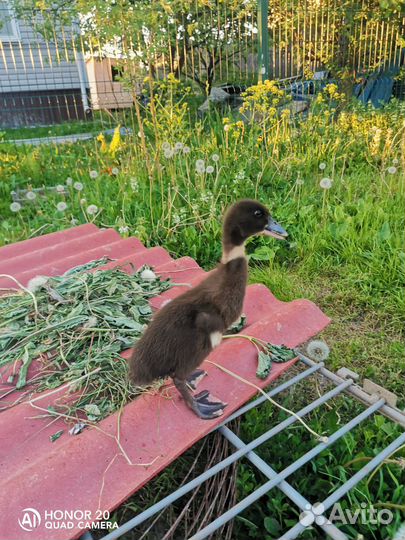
(257, 0, 270, 82)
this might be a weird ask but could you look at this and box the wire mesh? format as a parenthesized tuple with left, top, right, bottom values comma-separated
(89, 354, 405, 540)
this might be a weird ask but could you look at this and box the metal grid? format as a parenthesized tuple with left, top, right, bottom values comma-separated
(87, 353, 405, 540)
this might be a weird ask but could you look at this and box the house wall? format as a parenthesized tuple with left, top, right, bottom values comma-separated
(86, 58, 134, 110)
(0, 13, 89, 127)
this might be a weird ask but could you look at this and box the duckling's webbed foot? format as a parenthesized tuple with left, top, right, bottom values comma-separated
(173, 377, 227, 420)
(193, 390, 227, 419)
(186, 369, 207, 390)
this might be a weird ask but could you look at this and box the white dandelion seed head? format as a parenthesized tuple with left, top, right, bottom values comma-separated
(183, 146, 191, 154)
(111, 167, 119, 176)
(164, 148, 174, 158)
(206, 165, 214, 174)
(10, 202, 22, 212)
(319, 162, 327, 170)
(89, 170, 98, 179)
(140, 268, 156, 281)
(306, 340, 330, 361)
(195, 159, 205, 168)
(211, 153, 220, 162)
(162, 142, 171, 151)
(392, 158, 399, 165)
(87, 204, 98, 215)
(74, 182, 83, 191)
(66, 177, 73, 186)
(387, 166, 397, 174)
(224, 124, 231, 132)
(174, 142, 184, 151)
(26, 191, 36, 200)
(319, 177, 333, 189)
(26, 275, 48, 292)
(70, 218, 79, 226)
(56, 184, 65, 193)
(119, 225, 129, 234)
(57, 202, 68, 212)
(296, 178, 304, 186)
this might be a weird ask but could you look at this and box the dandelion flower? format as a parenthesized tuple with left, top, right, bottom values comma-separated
(111, 167, 119, 176)
(87, 204, 98, 215)
(74, 182, 83, 191)
(26, 191, 36, 200)
(224, 124, 231, 132)
(80, 198, 86, 205)
(26, 275, 48, 293)
(306, 340, 330, 361)
(319, 177, 333, 189)
(174, 142, 184, 151)
(211, 153, 220, 162)
(183, 146, 191, 154)
(10, 202, 21, 212)
(162, 142, 171, 151)
(319, 162, 326, 170)
(57, 202, 67, 212)
(140, 268, 156, 281)
(195, 159, 205, 169)
(164, 148, 174, 158)
(89, 170, 98, 179)
(56, 184, 65, 193)
(66, 177, 73, 186)
(206, 165, 214, 174)
(387, 166, 397, 174)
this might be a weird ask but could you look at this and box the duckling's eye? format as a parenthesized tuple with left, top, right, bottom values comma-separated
(254, 209, 263, 218)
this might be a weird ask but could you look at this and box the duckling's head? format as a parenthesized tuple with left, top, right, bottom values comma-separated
(222, 199, 288, 252)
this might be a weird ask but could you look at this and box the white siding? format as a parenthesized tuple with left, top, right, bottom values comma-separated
(0, 16, 85, 93)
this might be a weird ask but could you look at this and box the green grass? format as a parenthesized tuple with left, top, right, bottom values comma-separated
(0, 82, 404, 538)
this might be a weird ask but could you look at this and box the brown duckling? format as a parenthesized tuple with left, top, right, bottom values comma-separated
(128, 199, 288, 419)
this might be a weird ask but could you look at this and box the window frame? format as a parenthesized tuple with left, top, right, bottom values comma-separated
(0, 0, 20, 42)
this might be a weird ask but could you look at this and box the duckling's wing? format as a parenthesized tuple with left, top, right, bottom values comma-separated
(194, 310, 223, 333)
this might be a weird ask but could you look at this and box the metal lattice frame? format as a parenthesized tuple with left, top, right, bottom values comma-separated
(92, 353, 405, 540)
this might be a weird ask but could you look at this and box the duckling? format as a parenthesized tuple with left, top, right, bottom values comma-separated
(128, 199, 288, 419)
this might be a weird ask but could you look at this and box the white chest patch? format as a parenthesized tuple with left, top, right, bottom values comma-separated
(222, 245, 246, 263)
(210, 331, 222, 349)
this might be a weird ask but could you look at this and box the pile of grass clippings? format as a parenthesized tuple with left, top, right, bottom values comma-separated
(0, 258, 172, 421)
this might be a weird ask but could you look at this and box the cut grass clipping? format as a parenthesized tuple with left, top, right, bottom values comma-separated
(0, 258, 172, 421)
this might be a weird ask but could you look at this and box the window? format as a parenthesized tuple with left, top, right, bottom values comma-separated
(0, 1, 20, 41)
(111, 65, 124, 82)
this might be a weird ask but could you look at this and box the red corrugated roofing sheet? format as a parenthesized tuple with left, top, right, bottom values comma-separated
(0, 226, 330, 540)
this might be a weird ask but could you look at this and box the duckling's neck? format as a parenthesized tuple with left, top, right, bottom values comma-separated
(221, 242, 246, 264)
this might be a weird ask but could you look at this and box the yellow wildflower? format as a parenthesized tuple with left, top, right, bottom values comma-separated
(109, 125, 122, 158)
(97, 133, 108, 153)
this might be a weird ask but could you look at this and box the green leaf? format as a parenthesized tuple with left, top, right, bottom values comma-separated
(256, 351, 272, 379)
(378, 221, 391, 241)
(264, 517, 281, 534)
(50, 430, 64, 442)
(250, 246, 275, 261)
(266, 343, 296, 362)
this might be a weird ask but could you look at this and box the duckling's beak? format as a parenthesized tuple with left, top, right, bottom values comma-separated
(263, 217, 288, 240)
